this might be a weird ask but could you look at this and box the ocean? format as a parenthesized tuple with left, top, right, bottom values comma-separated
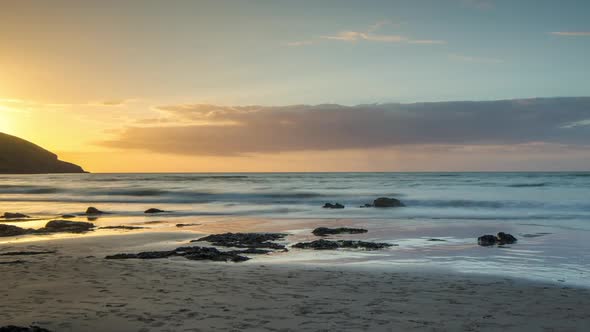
(1, 172, 589, 286)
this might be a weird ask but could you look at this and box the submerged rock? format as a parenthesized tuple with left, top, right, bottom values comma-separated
(176, 223, 200, 227)
(85, 207, 104, 215)
(100, 225, 145, 230)
(373, 197, 405, 208)
(61, 214, 76, 219)
(106, 246, 250, 262)
(312, 227, 368, 236)
(0, 224, 33, 237)
(360, 203, 373, 208)
(293, 239, 393, 250)
(194, 232, 287, 250)
(478, 232, 518, 246)
(37, 220, 95, 233)
(322, 203, 345, 209)
(144, 208, 166, 214)
(1, 212, 30, 219)
(0, 250, 56, 256)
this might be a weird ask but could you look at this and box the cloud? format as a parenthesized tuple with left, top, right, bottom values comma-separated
(287, 21, 445, 47)
(449, 54, 503, 63)
(101, 97, 590, 156)
(285, 40, 315, 47)
(550, 31, 590, 37)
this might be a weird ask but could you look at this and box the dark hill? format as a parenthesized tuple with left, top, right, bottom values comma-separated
(0, 132, 86, 174)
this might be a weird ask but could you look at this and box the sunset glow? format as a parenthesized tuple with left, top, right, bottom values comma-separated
(1, 0, 589, 172)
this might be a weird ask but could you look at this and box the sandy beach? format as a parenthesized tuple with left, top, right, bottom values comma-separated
(1, 231, 589, 332)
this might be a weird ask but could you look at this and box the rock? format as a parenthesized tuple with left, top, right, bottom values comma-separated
(322, 203, 345, 209)
(176, 246, 250, 262)
(293, 239, 339, 250)
(194, 232, 287, 250)
(427, 238, 447, 242)
(144, 208, 165, 214)
(106, 246, 250, 262)
(373, 197, 405, 208)
(359, 203, 373, 208)
(105, 251, 176, 259)
(99, 225, 145, 230)
(85, 207, 103, 215)
(0, 250, 56, 256)
(293, 239, 393, 250)
(477, 235, 497, 246)
(1, 212, 29, 219)
(227, 248, 273, 255)
(176, 223, 200, 227)
(0, 326, 52, 332)
(0, 132, 85, 174)
(478, 232, 518, 246)
(61, 214, 76, 219)
(312, 227, 368, 236)
(497, 232, 517, 244)
(0, 224, 33, 237)
(37, 220, 95, 233)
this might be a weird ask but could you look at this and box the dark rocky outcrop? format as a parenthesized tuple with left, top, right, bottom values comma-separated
(292, 239, 394, 250)
(478, 232, 518, 246)
(373, 197, 405, 208)
(176, 223, 200, 227)
(0, 224, 33, 237)
(1, 212, 29, 219)
(360, 203, 373, 208)
(106, 246, 250, 263)
(194, 232, 288, 250)
(0, 220, 95, 237)
(312, 227, 368, 236)
(0, 132, 85, 174)
(61, 214, 76, 219)
(0, 326, 52, 332)
(144, 208, 166, 214)
(37, 220, 95, 233)
(323, 203, 345, 209)
(85, 207, 104, 215)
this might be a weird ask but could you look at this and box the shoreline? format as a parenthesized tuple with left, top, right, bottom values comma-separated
(1, 232, 589, 331)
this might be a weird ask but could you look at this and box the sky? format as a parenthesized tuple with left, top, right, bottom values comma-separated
(0, 0, 589, 172)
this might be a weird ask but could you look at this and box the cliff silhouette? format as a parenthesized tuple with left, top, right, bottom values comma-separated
(0, 132, 86, 174)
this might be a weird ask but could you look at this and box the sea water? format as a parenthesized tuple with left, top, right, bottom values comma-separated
(1, 172, 589, 286)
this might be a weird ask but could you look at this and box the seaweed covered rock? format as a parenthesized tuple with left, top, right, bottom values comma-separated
(478, 232, 518, 246)
(293, 239, 393, 250)
(322, 203, 345, 209)
(194, 232, 287, 250)
(105, 246, 251, 262)
(312, 227, 368, 236)
(37, 220, 95, 233)
(373, 197, 405, 208)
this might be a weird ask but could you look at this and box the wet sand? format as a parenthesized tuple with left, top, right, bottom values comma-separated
(1, 232, 589, 332)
